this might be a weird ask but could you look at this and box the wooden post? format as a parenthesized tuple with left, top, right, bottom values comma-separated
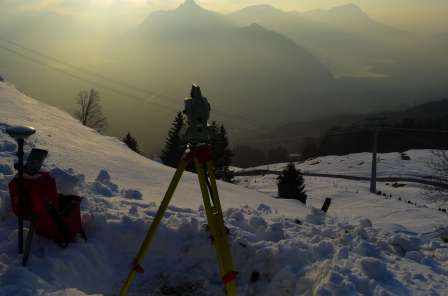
(321, 198, 332, 213)
(370, 129, 379, 193)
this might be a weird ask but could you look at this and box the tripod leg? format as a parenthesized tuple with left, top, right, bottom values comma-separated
(119, 158, 188, 296)
(195, 161, 237, 296)
(18, 217, 24, 254)
(205, 161, 224, 216)
(22, 222, 34, 266)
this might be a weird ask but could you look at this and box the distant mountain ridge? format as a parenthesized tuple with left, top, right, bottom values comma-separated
(228, 3, 413, 78)
(125, 0, 335, 124)
(302, 3, 408, 39)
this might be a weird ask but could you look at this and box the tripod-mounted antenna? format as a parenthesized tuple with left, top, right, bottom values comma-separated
(6, 125, 36, 266)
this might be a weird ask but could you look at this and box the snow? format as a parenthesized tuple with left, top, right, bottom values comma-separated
(245, 150, 438, 180)
(236, 169, 448, 233)
(0, 81, 448, 295)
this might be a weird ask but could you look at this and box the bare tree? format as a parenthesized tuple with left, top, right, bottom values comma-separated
(74, 89, 107, 132)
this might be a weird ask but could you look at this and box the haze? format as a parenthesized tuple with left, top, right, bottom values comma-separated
(0, 0, 447, 156)
(2, 0, 447, 33)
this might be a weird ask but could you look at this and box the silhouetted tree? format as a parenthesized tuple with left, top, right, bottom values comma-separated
(74, 89, 107, 132)
(161, 112, 186, 168)
(277, 162, 307, 203)
(213, 124, 234, 182)
(122, 132, 140, 154)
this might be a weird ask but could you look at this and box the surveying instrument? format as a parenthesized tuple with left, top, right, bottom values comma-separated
(120, 85, 237, 295)
(6, 125, 36, 266)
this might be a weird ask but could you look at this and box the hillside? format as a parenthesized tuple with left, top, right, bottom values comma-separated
(253, 98, 448, 154)
(1, 83, 448, 295)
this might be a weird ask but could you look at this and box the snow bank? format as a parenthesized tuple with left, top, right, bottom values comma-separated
(1, 184, 448, 295)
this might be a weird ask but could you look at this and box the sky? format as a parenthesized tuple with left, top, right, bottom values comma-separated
(1, 0, 447, 33)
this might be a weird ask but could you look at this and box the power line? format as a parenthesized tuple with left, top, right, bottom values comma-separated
(0, 37, 265, 133)
(0, 43, 180, 113)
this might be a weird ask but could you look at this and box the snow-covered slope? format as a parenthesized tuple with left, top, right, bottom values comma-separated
(0, 82, 303, 215)
(236, 150, 448, 233)
(1, 82, 448, 295)
(243, 150, 436, 180)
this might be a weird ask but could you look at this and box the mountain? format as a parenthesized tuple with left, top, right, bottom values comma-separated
(138, 0, 232, 36)
(1, 0, 446, 155)
(302, 3, 408, 40)
(120, 0, 335, 124)
(229, 4, 409, 78)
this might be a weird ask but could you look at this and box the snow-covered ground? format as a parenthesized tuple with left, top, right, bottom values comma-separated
(236, 174, 447, 233)
(0, 82, 448, 295)
(241, 150, 436, 180)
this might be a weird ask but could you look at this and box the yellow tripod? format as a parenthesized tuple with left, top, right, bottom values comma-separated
(120, 145, 237, 296)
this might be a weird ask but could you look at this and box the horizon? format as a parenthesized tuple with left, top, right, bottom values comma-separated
(0, 0, 447, 155)
(1, 0, 447, 34)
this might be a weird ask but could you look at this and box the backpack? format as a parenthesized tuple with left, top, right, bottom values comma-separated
(9, 172, 86, 247)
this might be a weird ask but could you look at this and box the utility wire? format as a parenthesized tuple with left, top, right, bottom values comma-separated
(5, 38, 448, 145)
(0, 37, 265, 133)
(0, 44, 179, 113)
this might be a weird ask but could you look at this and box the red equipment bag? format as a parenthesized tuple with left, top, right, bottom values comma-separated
(9, 172, 86, 247)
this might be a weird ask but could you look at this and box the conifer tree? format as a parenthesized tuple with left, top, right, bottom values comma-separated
(219, 125, 233, 167)
(122, 132, 140, 154)
(161, 112, 186, 168)
(211, 123, 234, 182)
(277, 162, 307, 203)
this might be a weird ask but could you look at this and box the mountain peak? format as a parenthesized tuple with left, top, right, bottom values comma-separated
(178, 0, 202, 10)
(244, 4, 281, 12)
(329, 3, 366, 16)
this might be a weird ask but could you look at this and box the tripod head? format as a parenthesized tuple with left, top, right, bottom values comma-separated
(184, 84, 210, 146)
